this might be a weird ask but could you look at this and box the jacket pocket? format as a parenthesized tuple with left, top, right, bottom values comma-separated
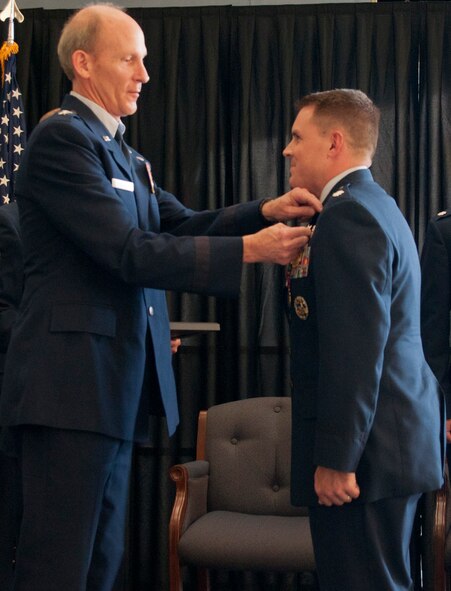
(50, 303, 116, 337)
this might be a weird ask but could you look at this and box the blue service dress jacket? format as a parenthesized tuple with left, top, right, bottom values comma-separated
(0, 94, 268, 441)
(0, 202, 23, 382)
(289, 168, 444, 506)
(421, 211, 451, 416)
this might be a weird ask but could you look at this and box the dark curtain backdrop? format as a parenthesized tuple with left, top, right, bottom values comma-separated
(1, 2, 450, 590)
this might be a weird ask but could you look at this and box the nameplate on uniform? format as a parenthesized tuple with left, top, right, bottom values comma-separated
(112, 178, 134, 192)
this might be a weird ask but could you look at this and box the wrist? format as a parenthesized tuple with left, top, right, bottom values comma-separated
(242, 235, 252, 263)
(259, 198, 276, 224)
(242, 234, 263, 263)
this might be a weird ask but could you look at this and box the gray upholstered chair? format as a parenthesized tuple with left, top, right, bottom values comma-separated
(168, 396, 316, 591)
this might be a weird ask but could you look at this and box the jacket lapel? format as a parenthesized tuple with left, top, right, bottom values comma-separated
(61, 95, 141, 222)
(61, 95, 132, 177)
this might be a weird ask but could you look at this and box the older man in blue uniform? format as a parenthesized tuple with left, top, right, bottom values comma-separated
(284, 89, 444, 591)
(0, 6, 322, 590)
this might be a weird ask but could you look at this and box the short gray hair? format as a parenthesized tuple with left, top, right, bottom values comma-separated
(57, 3, 125, 80)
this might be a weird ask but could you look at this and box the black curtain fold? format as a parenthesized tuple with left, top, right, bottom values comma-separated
(1, 3, 450, 589)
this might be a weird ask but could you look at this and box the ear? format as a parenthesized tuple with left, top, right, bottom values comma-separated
(328, 130, 345, 157)
(72, 50, 91, 79)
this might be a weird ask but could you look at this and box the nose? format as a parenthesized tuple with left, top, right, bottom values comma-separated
(137, 60, 150, 84)
(283, 142, 292, 157)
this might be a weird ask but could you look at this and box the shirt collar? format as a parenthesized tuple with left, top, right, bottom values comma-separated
(320, 166, 367, 203)
(70, 91, 124, 138)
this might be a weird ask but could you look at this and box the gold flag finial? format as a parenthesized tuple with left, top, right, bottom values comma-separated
(0, 0, 24, 85)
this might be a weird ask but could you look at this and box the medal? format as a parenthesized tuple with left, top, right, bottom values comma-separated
(285, 224, 315, 307)
(285, 265, 292, 308)
(294, 296, 309, 320)
(145, 162, 156, 194)
(290, 244, 311, 279)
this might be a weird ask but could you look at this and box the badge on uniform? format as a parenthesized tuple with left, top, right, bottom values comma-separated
(290, 244, 311, 279)
(285, 224, 315, 308)
(294, 296, 309, 320)
(289, 224, 315, 279)
(145, 162, 156, 194)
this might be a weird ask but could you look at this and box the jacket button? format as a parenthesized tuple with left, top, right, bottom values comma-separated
(272, 484, 280, 492)
(148, 306, 154, 316)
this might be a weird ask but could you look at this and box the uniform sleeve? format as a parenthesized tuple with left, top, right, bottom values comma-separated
(0, 205, 23, 355)
(421, 220, 451, 407)
(312, 199, 391, 471)
(16, 119, 252, 298)
(157, 187, 267, 238)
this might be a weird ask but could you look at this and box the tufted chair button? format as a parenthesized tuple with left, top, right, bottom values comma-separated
(230, 437, 238, 445)
(272, 484, 280, 492)
(273, 405, 281, 413)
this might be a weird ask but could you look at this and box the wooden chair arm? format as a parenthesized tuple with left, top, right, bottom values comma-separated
(422, 468, 449, 591)
(433, 484, 447, 591)
(169, 460, 209, 547)
(169, 460, 210, 591)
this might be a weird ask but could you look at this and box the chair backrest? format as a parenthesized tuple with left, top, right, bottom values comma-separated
(202, 396, 307, 517)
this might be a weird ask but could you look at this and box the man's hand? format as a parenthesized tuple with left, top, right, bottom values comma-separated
(261, 188, 322, 223)
(446, 419, 451, 443)
(243, 223, 312, 265)
(171, 338, 181, 354)
(314, 466, 361, 507)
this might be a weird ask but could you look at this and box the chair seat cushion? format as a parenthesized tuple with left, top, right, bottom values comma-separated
(178, 510, 315, 571)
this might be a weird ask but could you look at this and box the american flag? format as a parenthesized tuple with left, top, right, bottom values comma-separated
(0, 44, 26, 205)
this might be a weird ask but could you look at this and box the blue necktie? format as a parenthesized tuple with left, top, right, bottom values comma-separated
(115, 130, 131, 164)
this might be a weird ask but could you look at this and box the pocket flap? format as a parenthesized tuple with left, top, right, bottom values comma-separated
(50, 303, 116, 337)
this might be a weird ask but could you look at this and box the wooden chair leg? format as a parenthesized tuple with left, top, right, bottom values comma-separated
(197, 567, 210, 591)
(168, 554, 183, 591)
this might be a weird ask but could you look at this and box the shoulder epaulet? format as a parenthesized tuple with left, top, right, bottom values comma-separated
(331, 184, 351, 198)
(434, 210, 451, 222)
(39, 108, 77, 124)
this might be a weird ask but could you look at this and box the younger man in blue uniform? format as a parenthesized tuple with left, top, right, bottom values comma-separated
(285, 89, 444, 591)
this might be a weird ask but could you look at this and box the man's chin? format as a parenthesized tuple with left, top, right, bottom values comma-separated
(121, 104, 138, 117)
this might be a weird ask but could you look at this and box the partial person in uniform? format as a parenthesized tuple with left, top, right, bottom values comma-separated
(421, 210, 451, 449)
(284, 88, 444, 591)
(0, 202, 23, 591)
(0, 5, 322, 591)
(0, 202, 22, 394)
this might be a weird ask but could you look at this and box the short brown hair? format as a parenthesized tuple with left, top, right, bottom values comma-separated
(297, 89, 380, 158)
